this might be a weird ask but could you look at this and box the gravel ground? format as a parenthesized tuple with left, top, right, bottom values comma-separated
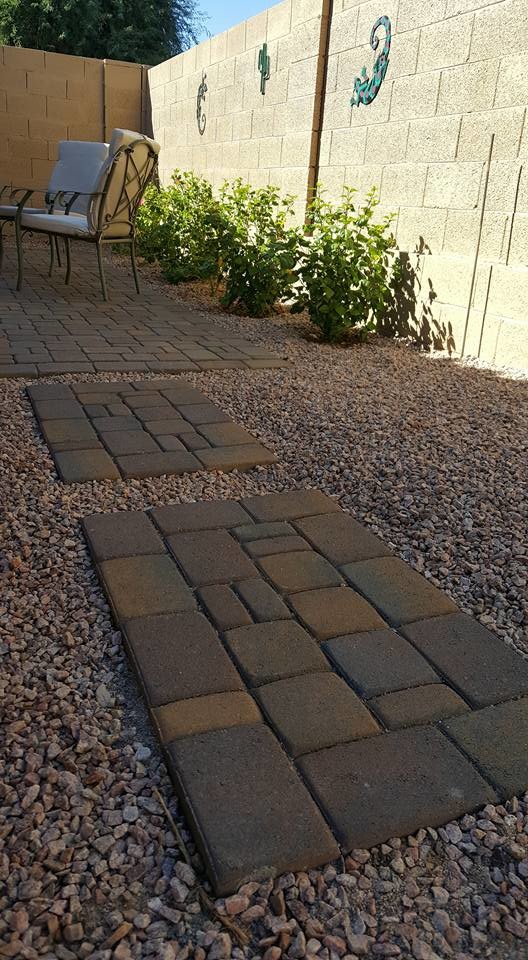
(1, 265, 528, 960)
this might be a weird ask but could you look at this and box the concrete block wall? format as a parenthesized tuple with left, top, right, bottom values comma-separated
(319, 0, 528, 367)
(0, 45, 145, 191)
(148, 0, 326, 222)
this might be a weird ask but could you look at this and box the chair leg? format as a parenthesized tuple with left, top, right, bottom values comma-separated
(64, 238, 71, 285)
(48, 236, 55, 277)
(15, 219, 23, 291)
(96, 243, 108, 301)
(55, 236, 62, 268)
(130, 239, 140, 295)
(0, 224, 4, 273)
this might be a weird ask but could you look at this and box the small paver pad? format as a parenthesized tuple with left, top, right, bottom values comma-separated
(99, 555, 195, 621)
(401, 613, 528, 707)
(225, 621, 330, 686)
(323, 629, 439, 698)
(153, 691, 262, 744)
(298, 726, 497, 851)
(290, 587, 386, 640)
(166, 724, 339, 894)
(369, 684, 469, 729)
(443, 698, 528, 797)
(294, 513, 392, 565)
(124, 612, 244, 706)
(256, 672, 380, 756)
(343, 557, 458, 626)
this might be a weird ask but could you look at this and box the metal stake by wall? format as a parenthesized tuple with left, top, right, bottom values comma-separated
(461, 133, 494, 357)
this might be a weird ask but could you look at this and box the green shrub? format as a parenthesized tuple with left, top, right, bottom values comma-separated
(218, 180, 301, 317)
(136, 171, 227, 284)
(293, 187, 397, 342)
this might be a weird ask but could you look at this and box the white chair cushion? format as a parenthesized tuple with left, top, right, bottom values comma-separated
(20, 212, 91, 237)
(48, 141, 109, 214)
(88, 130, 160, 238)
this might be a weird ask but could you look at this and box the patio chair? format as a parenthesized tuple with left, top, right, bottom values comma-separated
(14, 129, 160, 300)
(0, 140, 109, 275)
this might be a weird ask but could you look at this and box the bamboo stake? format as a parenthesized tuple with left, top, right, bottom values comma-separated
(461, 133, 495, 357)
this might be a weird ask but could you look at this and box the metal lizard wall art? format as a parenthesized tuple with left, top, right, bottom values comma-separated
(196, 71, 207, 135)
(350, 16, 391, 108)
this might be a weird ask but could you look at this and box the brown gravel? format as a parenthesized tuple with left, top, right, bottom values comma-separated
(1, 259, 528, 960)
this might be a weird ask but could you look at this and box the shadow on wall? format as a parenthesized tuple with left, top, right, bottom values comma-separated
(380, 238, 456, 355)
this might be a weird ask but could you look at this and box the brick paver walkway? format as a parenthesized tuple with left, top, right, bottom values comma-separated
(0, 247, 287, 377)
(83, 489, 528, 894)
(28, 379, 275, 482)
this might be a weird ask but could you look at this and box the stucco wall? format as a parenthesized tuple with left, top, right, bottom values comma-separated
(148, 0, 528, 369)
(0, 45, 145, 191)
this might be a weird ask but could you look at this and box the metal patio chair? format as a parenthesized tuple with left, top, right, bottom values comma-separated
(0, 140, 109, 275)
(13, 129, 160, 300)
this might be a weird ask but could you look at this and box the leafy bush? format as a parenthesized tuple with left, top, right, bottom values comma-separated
(217, 180, 302, 317)
(293, 187, 397, 342)
(136, 171, 227, 284)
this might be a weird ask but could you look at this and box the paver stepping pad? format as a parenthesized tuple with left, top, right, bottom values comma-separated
(28, 379, 275, 482)
(82, 489, 528, 893)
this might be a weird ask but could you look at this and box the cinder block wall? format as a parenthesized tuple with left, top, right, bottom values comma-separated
(0, 45, 145, 190)
(149, 0, 528, 369)
(148, 0, 327, 222)
(320, 0, 528, 367)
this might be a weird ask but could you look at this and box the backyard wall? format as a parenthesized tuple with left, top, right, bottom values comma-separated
(148, 0, 528, 369)
(0, 45, 146, 191)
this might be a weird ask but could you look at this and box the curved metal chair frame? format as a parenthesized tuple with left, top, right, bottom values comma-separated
(13, 138, 158, 301)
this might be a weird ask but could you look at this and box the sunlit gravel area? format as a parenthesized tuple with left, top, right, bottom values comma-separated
(1, 274, 528, 960)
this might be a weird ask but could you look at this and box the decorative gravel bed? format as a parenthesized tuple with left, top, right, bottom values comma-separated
(1, 269, 528, 959)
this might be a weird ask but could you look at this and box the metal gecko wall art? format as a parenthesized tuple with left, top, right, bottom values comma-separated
(196, 71, 207, 135)
(350, 15, 391, 108)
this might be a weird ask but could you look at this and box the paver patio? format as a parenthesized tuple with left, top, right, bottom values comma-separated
(82, 488, 528, 894)
(27, 379, 275, 482)
(0, 246, 288, 377)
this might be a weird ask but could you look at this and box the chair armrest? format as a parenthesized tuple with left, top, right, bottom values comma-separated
(54, 190, 104, 214)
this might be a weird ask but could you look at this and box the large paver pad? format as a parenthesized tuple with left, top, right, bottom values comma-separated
(167, 724, 339, 894)
(298, 726, 497, 851)
(82, 490, 528, 894)
(28, 379, 275, 483)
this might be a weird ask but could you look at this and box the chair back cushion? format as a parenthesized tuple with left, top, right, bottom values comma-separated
(48, 141, 109, 214)
(87, 129, 160, 238)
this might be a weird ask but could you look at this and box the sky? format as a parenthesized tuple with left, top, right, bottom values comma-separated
(199, 0, 272, 38)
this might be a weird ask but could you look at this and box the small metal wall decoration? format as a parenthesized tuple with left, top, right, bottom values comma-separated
(350, 16, 391, 108)
(196, 71, 207, 135)
(258, 43, 271, 95)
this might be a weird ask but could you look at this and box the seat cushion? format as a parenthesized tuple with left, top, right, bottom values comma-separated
(20, 212, 92, 237)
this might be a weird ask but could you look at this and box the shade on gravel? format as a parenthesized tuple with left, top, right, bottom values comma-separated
(1, 266, 528, 959)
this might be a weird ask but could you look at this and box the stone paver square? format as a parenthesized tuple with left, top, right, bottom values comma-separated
(134, 404, 178, 422)
(34, 398, 86, 420)
(168, 529, 258, 586)
(124, 612, 243, 707)
(323, 629, 439, 698)
(28, 384, 73, 401)
(298, 726, 496, 851)
(246, 535, 310, 558)
(235, 579, 292, 622)
(225, 621, 330, 686)
(100, 430, 160, 457)
(294, 513, 392, 566)
(369, 684, 469, 730)
(343, 557, 458, 626)
(197, 422, 256, 446)
(233, 522, 296, 543)
(401, 613, 528, 708)
(166, 724, 339, 894)
(196, 443, 276, 472)
(99, 555, 195, 621)
(117, 451, 202, 479)
(83, 511, 165, 562)
(290, 587, 386, 641)
(42, 418, 98, 447)
(91, 416, 143, 432)
(180, 403, 231, 425)
(153, 691, 262, 744)
(242, 489, 340, 522)
(258, 551, 343, 594)
(443, 698, 528, 797)
(256, 672, 380, 757)
(198, 585, 253, 631)
(152, 499, 252, 535)
(54, 449, 119, 483)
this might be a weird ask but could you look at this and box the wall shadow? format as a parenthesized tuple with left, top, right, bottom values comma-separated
(380, 239, 456, 355)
